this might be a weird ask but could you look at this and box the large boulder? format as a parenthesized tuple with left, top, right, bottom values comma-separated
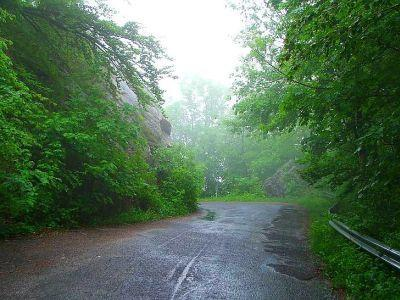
(118, 81, 171, 146)
(263, 175, 286, 197)
(263, 160, 308, 197)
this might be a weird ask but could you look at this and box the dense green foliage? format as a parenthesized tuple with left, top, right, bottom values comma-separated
(233, 0, 400, 235)
(153, 145, 204, 214)
(166, 75, 304, 197)
(1, 0, 169, 104)
(312, 216, 400, 299)
(232, 0, 400, 296)
(0, 1, 202, 237)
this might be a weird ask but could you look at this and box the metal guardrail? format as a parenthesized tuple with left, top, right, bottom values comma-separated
(329, 219, 400, 271)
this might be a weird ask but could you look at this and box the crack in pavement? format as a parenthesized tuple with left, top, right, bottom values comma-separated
(170, 245, 206, 300)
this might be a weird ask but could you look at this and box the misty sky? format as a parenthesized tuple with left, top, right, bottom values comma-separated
(108, 0, 245, 104)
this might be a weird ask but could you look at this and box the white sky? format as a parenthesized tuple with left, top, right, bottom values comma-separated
(107, 0, 245, 104)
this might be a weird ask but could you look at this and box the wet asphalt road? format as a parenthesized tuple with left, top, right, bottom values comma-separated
(0, 202, 335, 299)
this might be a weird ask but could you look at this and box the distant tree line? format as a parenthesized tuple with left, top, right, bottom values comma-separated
(166, 75, 304, 197)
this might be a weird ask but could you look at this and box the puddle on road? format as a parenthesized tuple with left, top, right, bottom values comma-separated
(262, 206, 318, 281)
(201, 210, 216, 221)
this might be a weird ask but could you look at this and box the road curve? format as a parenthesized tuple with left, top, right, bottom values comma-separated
(0, 202, 335, 299)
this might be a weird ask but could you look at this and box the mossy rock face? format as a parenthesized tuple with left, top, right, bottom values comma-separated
(263, 160, 309, 197)
(119, 81, 172, 147)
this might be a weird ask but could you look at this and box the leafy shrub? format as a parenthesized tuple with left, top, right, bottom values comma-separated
(154, 145, 204, 214)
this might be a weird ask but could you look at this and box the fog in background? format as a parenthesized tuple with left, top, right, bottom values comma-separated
(108, 0, 244, 104)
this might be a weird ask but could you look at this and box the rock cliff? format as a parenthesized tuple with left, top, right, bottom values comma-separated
(118, 81, 171, 147)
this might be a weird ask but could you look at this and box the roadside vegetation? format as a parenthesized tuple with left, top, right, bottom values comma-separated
(0, 1, 203, 238)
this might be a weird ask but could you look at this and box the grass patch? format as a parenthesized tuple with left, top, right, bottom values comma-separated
(201, 193, 269, 202)
(200, 191, 333, 220)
